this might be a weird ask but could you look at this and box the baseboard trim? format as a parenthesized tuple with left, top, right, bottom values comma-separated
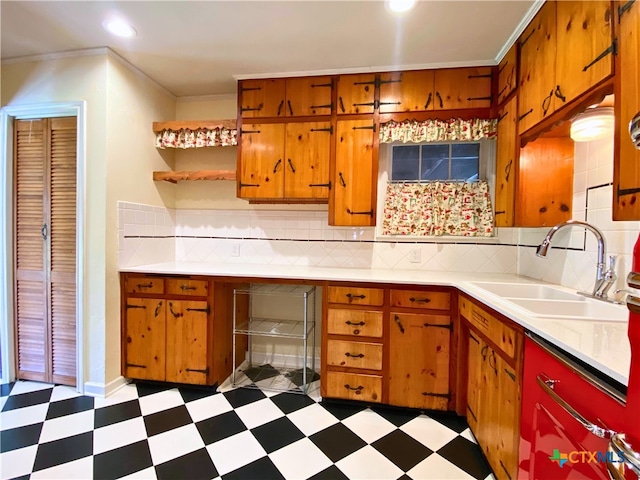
(84, 376, 130, 398)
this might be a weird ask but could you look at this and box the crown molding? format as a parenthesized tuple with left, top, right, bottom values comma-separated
(1, 47, 110, 65)
(495, 0, 545, 63)
(105, 48, 175, 100)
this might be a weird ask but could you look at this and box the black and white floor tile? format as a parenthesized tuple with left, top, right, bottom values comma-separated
(1, 373, 495, 480)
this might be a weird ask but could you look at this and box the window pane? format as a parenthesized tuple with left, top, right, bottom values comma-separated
(391, 145, 420, 180)
(451, 143, 480, 181)
(421, 144, 450, 181)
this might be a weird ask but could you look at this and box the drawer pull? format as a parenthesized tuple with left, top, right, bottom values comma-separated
(409, 297, 431, 304)
(537, 373, 616, 439)
(137, 282, 154, 289)
(345, 293, 366, 300)
(345, 352, 365, 358)
(345, 321, 365, 326)
(126, 304, 146, 310)
(180, 285, 197, 291)
(344, 384, 364, 394)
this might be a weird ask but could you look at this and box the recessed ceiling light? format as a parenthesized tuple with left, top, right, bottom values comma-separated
(103, 19, 137, 38)
(386, 0, 417, 13)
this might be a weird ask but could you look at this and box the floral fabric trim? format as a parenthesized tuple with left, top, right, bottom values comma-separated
(155, 127, 238, 149)
(379, 118, 497, 144)
(382, 181, 494, 237)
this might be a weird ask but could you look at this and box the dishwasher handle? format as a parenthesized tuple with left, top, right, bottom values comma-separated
(606, 433, 640, 480)
(537, 374, 617, 440)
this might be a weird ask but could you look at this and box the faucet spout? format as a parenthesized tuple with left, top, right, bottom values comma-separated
(536, 220, 608, 298)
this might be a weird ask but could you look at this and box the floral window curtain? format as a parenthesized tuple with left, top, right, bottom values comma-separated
(379, 118, 497, 144)
(155, 127, 237, 149)
(382, 181, 494, 237)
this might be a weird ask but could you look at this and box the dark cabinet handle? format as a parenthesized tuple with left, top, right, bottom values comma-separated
(505, 159, 513, 182)
(345, 352, 365, 358)
(424, 92, 432, 109)
(345, 321, 365, 326)
(154, 301, 162, 317)
(137, 282, 153, 289)
(394, 315, 405, 334)
(345, 293, 366, 299)
(489, 350, 498, 375)
(555, 85, 566, 103)
(339, 172, 346, 187)
(409, 297, 431, 304)
(542, 90, 553, 116)
(344, 384, 364, 393)
(339, 97, 346, 113)
(287, 100, 293, 116)
(436, 91, 444, 108)
(169, 302, 182, 319)
(277, 100, 284, 116)
(273, 159, 282, 174)
(180, 285, 197, 291)
(288, 158, 296, 173)
(481, 344, 488, 361)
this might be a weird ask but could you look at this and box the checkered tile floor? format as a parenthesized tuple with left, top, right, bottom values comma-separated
(0, 375, 494, 480)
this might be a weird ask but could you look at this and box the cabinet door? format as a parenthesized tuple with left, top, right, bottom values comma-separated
(123, 298, 165, 381)
(466, 333, 483, 437)
(284, 122, 331, 199)
(494, 96, 518, 227)
(518, 2, 557, 133)
(336, 73, 377, 114)
(497, 43, 518, 105)
(434, 67, 493, 110)
(239, 79, 286, 118)
(285, 76, 334, 117)
(613, 0, 640, 220)
(165, 300, 211, 385)
(378, 70, 435, 113)
(238, 124, 285, 199)
(516, 137, 573, 227)
(555, 1, 614, 109)
(331, 120, 376, 226)
(388, 312, 451, 410)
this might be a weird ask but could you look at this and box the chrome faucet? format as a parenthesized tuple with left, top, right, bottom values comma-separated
(536, 220, 618, 302)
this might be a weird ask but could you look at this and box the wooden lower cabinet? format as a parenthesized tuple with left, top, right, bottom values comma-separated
(325, 371, 383, 403)
(121, 273, 237, 386)
(461, 294, 522, 480)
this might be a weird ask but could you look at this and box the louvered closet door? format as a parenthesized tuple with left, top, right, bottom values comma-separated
(14, 117, 77, 386)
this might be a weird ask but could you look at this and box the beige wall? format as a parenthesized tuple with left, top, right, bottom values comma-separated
(1, 51, 177, 390)
(104, 55, 176, 381)
(174, 96, 326, 212)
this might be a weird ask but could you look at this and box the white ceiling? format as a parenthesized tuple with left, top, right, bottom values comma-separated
(0, 1, 538, 98)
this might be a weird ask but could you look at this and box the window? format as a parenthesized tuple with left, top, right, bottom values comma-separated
(390, 142, 480, 182)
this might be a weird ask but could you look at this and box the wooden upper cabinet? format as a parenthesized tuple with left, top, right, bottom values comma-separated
(337, 73, 377, 114)
(495, 96, 518, 227)
(555, 1, 614, 108)
(516, 136, 573, 227)
(285, 76, 334, 117)
(518, 1, 557, 134)
(239, 79, 286, 118)
(434, 67, 494, 110)
(237, 124, 285, 199)
(497, 43, 518, 104)
(378, 70, 435, 113)
(331, 119, 376, 226)
(284, 122, 332, 199)
(613, 0, 640, 220)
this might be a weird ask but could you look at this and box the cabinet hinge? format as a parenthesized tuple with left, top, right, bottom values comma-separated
(239, 182, 261, 188)
(423, 322, 453, 331)
(467, 405, 478, 421)
(240, 129, 261, 135)
(494, 211, 506, 216)
(308, 182, 332, 189)
(500, 460, 513, 480)
(422, 391, 451, 400)
(240, 105, 263, 113)
(186, 306, 210, 314)
(583, 39, 618, 72)
(467, 73, 493, 79)
(126, 304, 146, 310)
(619, 0, 635, 19)
(504, 368, 516, 382)
(346, 208, 374, 216)
(497, 111, 509, 123)
(186, 367, 209, 374)
(617, 185, 640, 197)
(351, 123, 376, 132)
(518, 109, 533, 122)
(466, 96, 492, 103)
(310, 127, 333, 134)
(309, 104, 333, 111)
(239, 85, 262, 93)
(469, 332, 479, 344)
(311, 82, 333, 89)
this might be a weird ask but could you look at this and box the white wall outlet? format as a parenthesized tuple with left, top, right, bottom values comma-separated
(409, 249, 421, 263)
(231, 244, 240, 257)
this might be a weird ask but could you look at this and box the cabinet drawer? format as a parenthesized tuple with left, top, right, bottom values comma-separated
(327, 340, 383, 370)
(460, 295, 518, 359)
(390, 289, 450, 310)
(327, 309, 383, 337)
(327, 286, 384, 306)
(166, 278, 208, 296)
(325, 371, 382, 403)
(125, 276, 164, 295)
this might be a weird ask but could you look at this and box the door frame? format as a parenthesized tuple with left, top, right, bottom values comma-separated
(0, 101, 86, 392)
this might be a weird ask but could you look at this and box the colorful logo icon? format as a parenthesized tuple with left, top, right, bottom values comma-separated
(549, 449, 569, 468)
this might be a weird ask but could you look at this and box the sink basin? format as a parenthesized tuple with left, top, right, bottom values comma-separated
(508, 298, 627, 322)
(470, 282, 583, 301)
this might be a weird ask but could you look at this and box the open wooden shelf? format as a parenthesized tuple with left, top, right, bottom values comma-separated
(152, 119, 237, 133)
(153, 170, 236, 183)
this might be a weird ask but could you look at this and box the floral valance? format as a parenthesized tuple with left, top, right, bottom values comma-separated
(379, 118, 497, 144)
(382, 181, 494, 237)
(155, 127, 238, 149)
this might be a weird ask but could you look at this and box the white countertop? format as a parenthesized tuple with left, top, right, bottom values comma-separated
(121, 262, 631, 387)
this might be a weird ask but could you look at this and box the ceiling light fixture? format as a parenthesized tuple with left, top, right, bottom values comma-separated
(386, 0, 417, 13)
(570, 106, 614, 143)
(103, 19, 137, 38)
